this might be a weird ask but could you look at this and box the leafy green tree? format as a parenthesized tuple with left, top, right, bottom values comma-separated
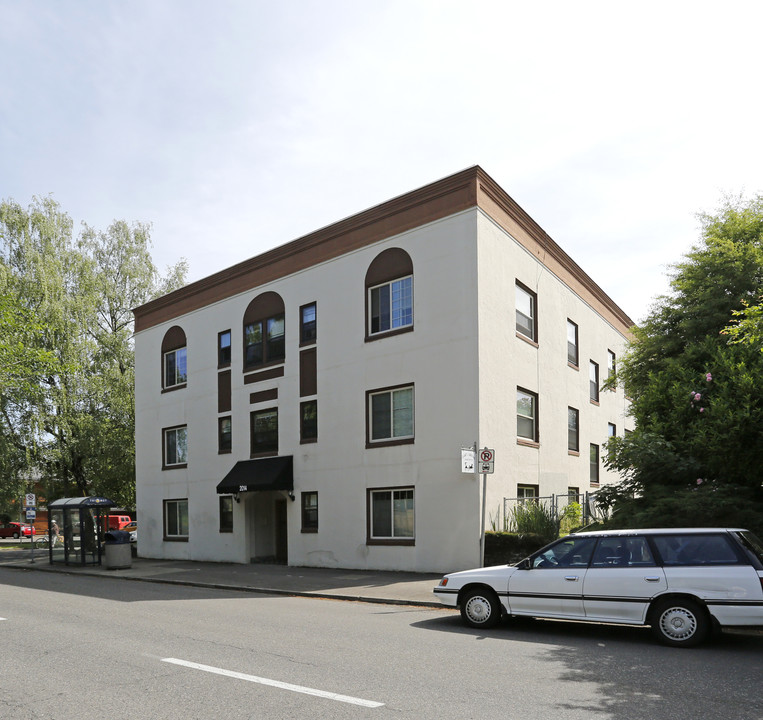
(0, 196, 187, 512)
(601, 194, 763, 536)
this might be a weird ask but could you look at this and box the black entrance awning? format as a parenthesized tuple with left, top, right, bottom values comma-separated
(217, 456, 294, 494)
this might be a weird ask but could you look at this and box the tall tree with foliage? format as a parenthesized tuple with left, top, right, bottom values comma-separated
(601, 194, 763, 535)
(0, 196, 187, 512)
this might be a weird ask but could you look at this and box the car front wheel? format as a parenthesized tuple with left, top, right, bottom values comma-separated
(12, 532, 19, 539)
(651, 598, 708, 647)
(460, 588, 501, 629)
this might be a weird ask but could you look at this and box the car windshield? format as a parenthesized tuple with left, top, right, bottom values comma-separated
(735, 530, 763, 566)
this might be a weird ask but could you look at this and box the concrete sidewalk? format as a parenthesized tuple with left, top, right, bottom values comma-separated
(0, 551, 445, 608)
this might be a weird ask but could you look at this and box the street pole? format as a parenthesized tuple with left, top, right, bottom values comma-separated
(479, 445, 487, 567)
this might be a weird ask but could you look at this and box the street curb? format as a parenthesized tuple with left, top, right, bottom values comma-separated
(0, 561, 444, 609)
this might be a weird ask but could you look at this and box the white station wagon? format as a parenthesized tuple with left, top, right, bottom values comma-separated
(434, 528, 763, 646)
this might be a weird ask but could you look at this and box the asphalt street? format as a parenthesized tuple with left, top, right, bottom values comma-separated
(1, 567, 762, 720)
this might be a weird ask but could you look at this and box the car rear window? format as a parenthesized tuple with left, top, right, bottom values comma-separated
(652, 534, 742, 566)
(734, 531, 763, 569)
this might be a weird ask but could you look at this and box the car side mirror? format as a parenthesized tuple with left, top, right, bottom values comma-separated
(518, 558, 532, 570)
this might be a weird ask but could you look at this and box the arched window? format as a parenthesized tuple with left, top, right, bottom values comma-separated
(161, 325, 187, 390)
(365, 248, 413, 339)
(243, 292, 285, 370)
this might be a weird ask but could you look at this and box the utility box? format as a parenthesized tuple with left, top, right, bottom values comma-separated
(103, 530, 132, 569)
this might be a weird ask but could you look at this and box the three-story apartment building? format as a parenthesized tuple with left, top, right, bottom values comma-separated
(133, 166, 634, 573)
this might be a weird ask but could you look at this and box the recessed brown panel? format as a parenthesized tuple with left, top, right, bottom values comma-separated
(243, 366, 285, 384)
(218, 370, 231, 413)
(250, 388, 278, 404)
(300, 348, 317, 398)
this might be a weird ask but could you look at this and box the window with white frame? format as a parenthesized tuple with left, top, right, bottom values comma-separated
(516, 283, 537, 341)
(517, 484, 539, 503)
(568, 407, 579, 452)
(607, 349, 616, 382)
(161, 326, 187, 390)
(590, 360, 600, 402)
(517, 388, 538, 442)
(163, 426, 188, 467)
(368, 385, 414, 444)
(164, 498, 188, 539)
(164, 347, 187, 388)
(590, 443, 600, 483)
(368, 488, 414, 542)
(369, 276, 413, 335)
(567, 320, 578, 366)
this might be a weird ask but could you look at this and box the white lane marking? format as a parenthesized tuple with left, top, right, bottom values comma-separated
(161, 657, 384, 708)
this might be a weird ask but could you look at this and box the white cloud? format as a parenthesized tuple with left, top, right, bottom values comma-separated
(1, 0, 761, 324)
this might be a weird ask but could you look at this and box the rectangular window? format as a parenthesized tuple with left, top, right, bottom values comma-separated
(517, 388, 538, 442)
(515, 283, 537, 342)
(301, 491, 318, 532)
(163, 426, 188, 467)
(300, 400, 317, 443)
(608, 422, 617, 438)
(589, 361, 600, 403)
(164, 498, 189, 539)
(219, 496, 233, 533)
(368, 385, 414, 444)
(652, 533, 742, 566)
(218, 416, 232, 454)
(250, 408, 278, 456)
(370, 276, 413, 335)
(218, 330, 231, 367)
(568, 407, 579, 451)
(568, 486, 580, 502)
(300, 303, 317, 345)
(607, 349, 616, 382)
(590, 443, 600, 484)
(244, 314, 285, 368)
(369, 488, 414, 542)
(164, 347, 187, 388)
(517, 484, 539, 502)
(567, 320, 578, 366)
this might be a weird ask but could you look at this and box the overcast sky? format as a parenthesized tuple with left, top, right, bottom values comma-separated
(2, 1, 761, 324)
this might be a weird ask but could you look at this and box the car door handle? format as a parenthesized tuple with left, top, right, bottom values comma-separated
(564, 576, 579, 582)
(644, 576, 661, 582)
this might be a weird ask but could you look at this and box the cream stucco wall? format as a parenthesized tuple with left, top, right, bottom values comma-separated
(136, 210, 485, 572)
(135, 206, 632, 573)
(475, 212, 632, 535)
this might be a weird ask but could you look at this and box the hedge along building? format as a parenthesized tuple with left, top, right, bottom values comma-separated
(133, 166, 634, 573)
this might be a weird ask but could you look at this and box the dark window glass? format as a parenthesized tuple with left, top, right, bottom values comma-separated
(590, 444, 599, 483)
(369, 488, 415, 540)
(301, 400, 317, 442)
(567, 321, 578, 365)
(164, 347, 187, 387)
(244, 321, 263, 367)
(301, 303, 317, 344)
(568, 407, 579, 451)
(219, 496, 233, 533)
(370, 277, 412, 334)
(218, 330, 231, 366)
(516, 284, 536, 341)
(590, 361, 600, 402)
(218, 416, 232, 453)
(653, 534, 742, 566)
(301, 492, 318, 531)
(517, 389, 538, 441)
(250, 408, 278, 455)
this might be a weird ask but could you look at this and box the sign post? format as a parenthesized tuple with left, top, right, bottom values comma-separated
(478, 448, 494, 567)
(25, 493, 36, 564)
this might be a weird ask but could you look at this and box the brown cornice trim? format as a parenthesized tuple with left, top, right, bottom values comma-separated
(473, 168, 634, 335)
(133, 165, 633, 338)
(134, 168, 479, 332)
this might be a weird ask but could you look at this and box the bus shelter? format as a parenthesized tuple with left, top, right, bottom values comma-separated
(47, 497, 114, 566)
